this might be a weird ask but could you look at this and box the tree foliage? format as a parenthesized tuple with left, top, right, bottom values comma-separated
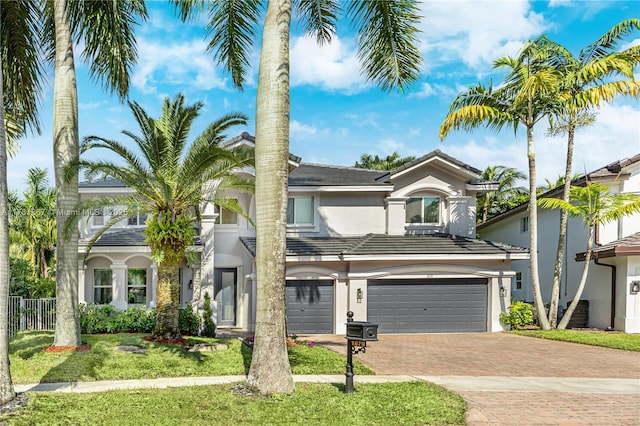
(354, 152, 416, 171)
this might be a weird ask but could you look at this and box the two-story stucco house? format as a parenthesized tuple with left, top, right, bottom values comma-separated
(77, 133, 528, 335)
(478, 154, 640, 333)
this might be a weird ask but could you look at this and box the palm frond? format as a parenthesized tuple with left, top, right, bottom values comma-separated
(580, 18, 640, 64)
(295, 0, 339, 45)
(1, 0, 44, 138)
(346, 0, 422, 93)
(70, 0, 148, 99)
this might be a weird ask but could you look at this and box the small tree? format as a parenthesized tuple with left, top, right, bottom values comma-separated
(202, 292, 216, 338)
(540, 182, 640, 329)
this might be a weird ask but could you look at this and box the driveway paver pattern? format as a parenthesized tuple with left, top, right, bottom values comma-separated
(305, 333, 640, 425)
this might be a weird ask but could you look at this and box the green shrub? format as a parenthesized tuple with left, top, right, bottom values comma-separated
(79, 304, 197, 335)
(202, 293, 216, 337)
(500, 301, 535, 329)
(178, 304, 201, 335)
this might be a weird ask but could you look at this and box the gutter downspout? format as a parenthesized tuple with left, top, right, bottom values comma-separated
(594, 224, 616, 330)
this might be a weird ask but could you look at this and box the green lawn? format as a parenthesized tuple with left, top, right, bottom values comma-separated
(9, 332, 372, 384)
(2, 382, 466, 426)
(509, 329, 640, 351)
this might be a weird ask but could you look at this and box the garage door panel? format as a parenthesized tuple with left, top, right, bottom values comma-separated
(368, 279, 487, 333)
(286, 280, 334, 334)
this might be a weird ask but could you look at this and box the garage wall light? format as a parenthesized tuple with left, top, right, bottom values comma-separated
(356, 288, 363, 303)
(499, 285, 506, 298)
(631, 281, 640, 294)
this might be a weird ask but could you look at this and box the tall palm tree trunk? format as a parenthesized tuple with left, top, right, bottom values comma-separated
(558, 225, 594, 329)
(0, 50, 16, 405)
(527, 124, 551, 330)
(52, 0, 81, 347)
(548, 125, 575, 327)
(247, 0, 294, 394)
(154, 263, 181, 340)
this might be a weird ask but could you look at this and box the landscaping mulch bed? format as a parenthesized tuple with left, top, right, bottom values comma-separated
(43, 344, 91, 353)
(0, 392, 29, 415)
(143, 336, 191, 347)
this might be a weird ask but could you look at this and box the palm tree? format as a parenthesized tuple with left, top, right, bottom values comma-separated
(440, 41, 562, 330)
(354, 152, 416, 171)
(43, 0, 147, 348)
(540, 183, 640, 329)
(1, 0, 44, 405)
(9, 168, 56, 279)
(477, 165, 528, 223)
(536, 19, 640, 327)
(174, 0, 422, 394)
(74, 94, 252, 340)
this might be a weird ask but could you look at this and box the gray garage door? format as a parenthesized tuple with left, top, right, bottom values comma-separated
(286, 280, 334, 334)
(367, 278, 487, 333)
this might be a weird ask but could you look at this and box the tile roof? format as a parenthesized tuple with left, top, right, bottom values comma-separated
(289, 163, 389, 186)
(240, 233, 528, 259)
(388, 149, 483, 177)
(93, 229, 148, 246)
(577, 232, 640, 260)
(79, 177, 127, 188)
(92, 228, 202, 247)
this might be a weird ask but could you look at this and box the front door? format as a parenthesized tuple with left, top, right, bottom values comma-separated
(215, 268, 237, 326)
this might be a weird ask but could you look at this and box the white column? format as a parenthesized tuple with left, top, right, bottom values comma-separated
(111, 262, 128, 310)
(150, 262, 158, 308)
(199, 202, 218, 306)
(78, 259, 86, 304)
(334, 275, 349, 334)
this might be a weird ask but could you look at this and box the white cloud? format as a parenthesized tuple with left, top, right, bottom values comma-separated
(132, 38, 228, 94)
(290, 120, 317, 141)
(290, 35, 366, 92)
(418, 0, 551, 72)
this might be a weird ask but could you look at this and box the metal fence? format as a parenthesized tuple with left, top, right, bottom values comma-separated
(8, 296, 56, 338)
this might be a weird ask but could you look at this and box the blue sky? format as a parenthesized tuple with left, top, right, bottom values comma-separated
(8, 0, 640, 194)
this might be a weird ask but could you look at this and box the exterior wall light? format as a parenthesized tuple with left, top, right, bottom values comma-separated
(631, 281, 640, 294)
(356, 288, 363, 303)
(499, 285, 506, 297)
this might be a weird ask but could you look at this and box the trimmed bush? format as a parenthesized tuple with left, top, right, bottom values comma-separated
(179, 304, 201, 335)
(79, 304, 200, 335)
(500, 301, 535, 329)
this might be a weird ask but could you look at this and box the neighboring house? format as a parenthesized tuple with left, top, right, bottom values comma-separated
(77, 133, 528, 334)
(478, 154, 640, 333)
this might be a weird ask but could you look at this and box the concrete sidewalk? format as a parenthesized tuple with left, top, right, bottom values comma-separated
(14, 375, 640, 394)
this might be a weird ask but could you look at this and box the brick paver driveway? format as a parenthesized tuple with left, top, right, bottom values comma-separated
(308, 333, 640, 425)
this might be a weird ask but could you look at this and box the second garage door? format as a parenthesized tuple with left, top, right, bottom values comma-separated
(367, 278, 487, 333)
(286, 280, 334, 334)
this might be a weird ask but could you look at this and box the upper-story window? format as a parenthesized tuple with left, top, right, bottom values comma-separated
(127, 207, 147, 226)
(406, 196, 440, 224)
(287, 196, 313, 225)
(93, 208, 105, 227)
(520, 216, 529, 233)
(215, 203, 238, 225)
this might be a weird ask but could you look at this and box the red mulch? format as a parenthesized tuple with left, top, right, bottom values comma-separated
(143, 336, 191, 347)
(44, 344, 91, 353)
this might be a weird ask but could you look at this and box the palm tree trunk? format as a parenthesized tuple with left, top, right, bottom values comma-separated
(246, 0, 294, 395)
(153, 263, 181, 340)
(0, 48, 16, 405)
(52, 0, 81, 347)
(548, 124, 575, 328)
(558, 225, 594, 330)
(527, 124, 551, 330)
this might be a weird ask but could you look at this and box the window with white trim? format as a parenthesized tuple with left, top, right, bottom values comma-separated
(127, 269, 147, 304)
(93, 269, 112, 304)
(515, 272, 522, 290)
(406, 196, 440, 224)
(128, 207, 147, 226)
(215, 203, 238, 225)
(287, 196, 314, 225)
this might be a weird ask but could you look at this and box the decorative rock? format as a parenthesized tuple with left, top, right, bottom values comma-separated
(188, 343, 229, 352)
(115, 345, 146, 354)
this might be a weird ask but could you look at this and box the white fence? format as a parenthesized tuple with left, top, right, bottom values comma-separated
(8, 297, 56, 338)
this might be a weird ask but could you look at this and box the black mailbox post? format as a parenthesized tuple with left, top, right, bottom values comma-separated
(344, 311, 378, 393)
